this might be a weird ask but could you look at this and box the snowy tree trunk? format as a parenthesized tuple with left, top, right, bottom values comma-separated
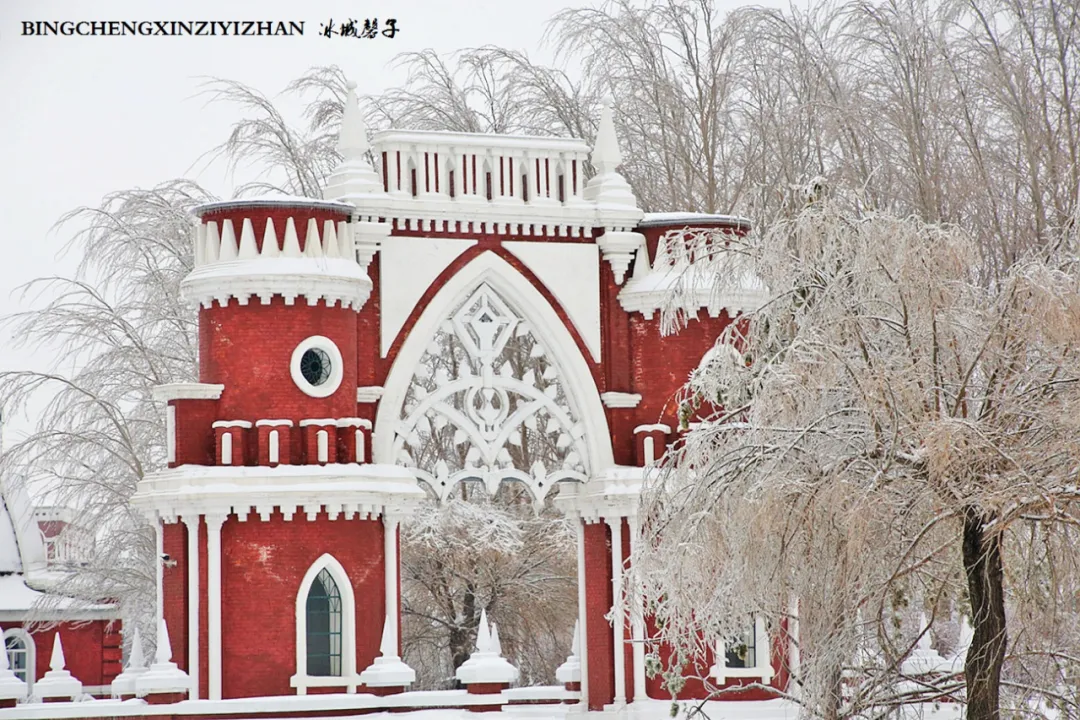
(962, 506, 1006, 720)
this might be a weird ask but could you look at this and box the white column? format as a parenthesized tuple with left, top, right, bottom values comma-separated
(575, 518, 589, 705)
(207, 513, 226, 700)
(155, 517, 164, 621)
(391, 148, 403, 194)
(607, 516, 626, 705)
(384, 511, 401, 652)
(789, 595, 800, 698)
(183, 515, 201, 699)
(628, 514, 646, 701)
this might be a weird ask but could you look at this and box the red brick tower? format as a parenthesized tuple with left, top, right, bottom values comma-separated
(131, 83, 425, 700)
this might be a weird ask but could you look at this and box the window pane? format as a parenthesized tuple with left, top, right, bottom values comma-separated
(4, 636, 27, 682)
(306, 569, 343, 677)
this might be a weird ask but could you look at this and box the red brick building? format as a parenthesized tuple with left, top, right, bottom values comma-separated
(0, 480, 121, 700)
(3, 83, 793, 716)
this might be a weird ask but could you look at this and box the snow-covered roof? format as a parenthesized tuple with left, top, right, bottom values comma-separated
(0, 478, 46, 575)
(192, 195, 355, 217)
(639, 212, 751, 229)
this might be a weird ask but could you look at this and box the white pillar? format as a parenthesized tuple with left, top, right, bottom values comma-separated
(576, 518, 589, 706)
(155, 517, 164, 622)
(207, 514, 226, 700)
(628, 514, 646, 701)
(384, 512, 400, 653)
(789, 595, 800, 698)
(183, 515, 201, 699)
(607, 516, 626, 705)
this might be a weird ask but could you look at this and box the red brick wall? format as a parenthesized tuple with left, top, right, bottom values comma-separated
(171, 399, 218, 468)
(163, 521, 189, 677)
(198, 298, 358, 424)
(218, 512, 385, 699)
(583, 521, 612, 710)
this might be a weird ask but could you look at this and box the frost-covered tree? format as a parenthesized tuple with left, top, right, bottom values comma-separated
(635, 197, 1080, 719)
(0, 180, 213, 644)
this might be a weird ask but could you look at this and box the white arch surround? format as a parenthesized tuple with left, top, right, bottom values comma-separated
(374, 251, 614, 479)
(3, 627, 34, 692)
(289, 554, 358, 694)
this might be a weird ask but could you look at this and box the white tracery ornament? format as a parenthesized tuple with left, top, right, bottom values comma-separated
(394, 284, 588, 503)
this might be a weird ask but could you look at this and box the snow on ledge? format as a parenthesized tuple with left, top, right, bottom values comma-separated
(151, 384, 224, 402)
(639, 212, 751, 229)
(193, 195, 355, 217)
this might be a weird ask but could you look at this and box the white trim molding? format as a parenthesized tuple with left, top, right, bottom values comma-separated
(290, 554, 359, 694)
(2, 627, 34, 693)
(290, 336, 345, 399)
(211, 420, 253, 429)
(710, 616, 774, 685)
(152, 383, 225, 402)
(600, 392, 642, 409)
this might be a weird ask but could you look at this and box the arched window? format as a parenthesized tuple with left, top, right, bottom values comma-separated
(290, 554, 357, 694)
(305, 568, 342, 676)
(3, 628, 34, 690)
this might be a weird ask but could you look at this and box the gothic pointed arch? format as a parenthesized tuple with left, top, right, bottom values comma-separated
(290, 554, 357, 693)
(374, 251, 613, 501)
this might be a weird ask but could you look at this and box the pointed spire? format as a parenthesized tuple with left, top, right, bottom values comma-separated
(337, 80, 370, 156)
(238, 218, 258, 259)
(570, 619, 580, 655)
(261, 217, 280, 258)
(50, 633, 66, 671)
(282, 217, 302, 258)
(218, 219, 238, 261)
(555, 619, 582, 685)
(584, 97, 640, 211)
(304, 218, 323, 258)
(358, 615, 416, 689)
(128, 627, 146, 670)
(490, 622, 503, 656)
(323, 220, 340, 258)
(592, 97, 622, 173)
(322, 78, 385, 201)
(155, 618, 173, 665)
(916, 613, 931, 651)
(476, 609, 492, 653)
(204, 221, 220, 263)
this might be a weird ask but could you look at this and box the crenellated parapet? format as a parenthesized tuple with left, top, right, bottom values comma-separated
(182, 197, 376, 310)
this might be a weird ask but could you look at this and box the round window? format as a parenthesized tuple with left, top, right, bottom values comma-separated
(300, 348, 332, 386)
(290, 336, 344, 398)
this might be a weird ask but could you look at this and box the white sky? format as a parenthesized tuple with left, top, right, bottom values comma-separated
(0, 0, 777, 447)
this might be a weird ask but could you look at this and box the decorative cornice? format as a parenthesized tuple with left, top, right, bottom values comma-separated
(130, 464, 427, 523)
(152, 383, 224, 402)
(600, 392, 642, 409)
(255, 419, 294, 428)
(634, 423, 672, 434)
(211, 420, 252, 429)
(554, 465, 651, 522)
(298, 418, 338, 427)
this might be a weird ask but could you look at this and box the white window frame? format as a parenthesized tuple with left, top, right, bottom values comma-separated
(3, 627, 35, 692)
(711, 616, 774, 685)
(290, 336, 344, 399)
(289, 554, 358, 694)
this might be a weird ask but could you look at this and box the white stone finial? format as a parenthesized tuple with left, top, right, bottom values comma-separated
(916, 613, 931, 651)
(134, 618, 191, 699)
(128, 627, 146, 670)
(322, 220, 340, 258)
(555, 620, 582, 685)
(50, 633, 66, 671)
(455, 609, 520, 686)
(337, 80, 370, 157)
(358, 615, 416, 688)
(33, 633, 82, 702)
(155, 618, 173, 665)
(584, 97, 641, 216)
(592, 97, 622, 172)
(476, 609, 492, 653)
(322, 77, 385, 201)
